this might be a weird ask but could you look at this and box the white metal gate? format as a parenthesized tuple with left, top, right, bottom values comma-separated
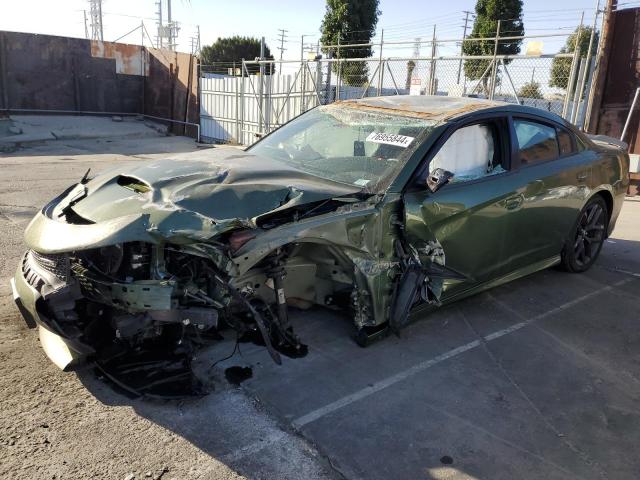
(200, 62, 321, 145)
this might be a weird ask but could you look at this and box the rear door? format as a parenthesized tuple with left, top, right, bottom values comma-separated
(403, 115, 521, 300)
(504, 116, 594, 270)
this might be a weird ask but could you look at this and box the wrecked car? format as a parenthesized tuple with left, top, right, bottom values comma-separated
(11, 96, 629, 394)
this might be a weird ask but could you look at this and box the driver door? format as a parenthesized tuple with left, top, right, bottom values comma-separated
(403, 116, 520, 300)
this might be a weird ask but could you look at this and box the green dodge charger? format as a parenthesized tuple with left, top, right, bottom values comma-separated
(11, 96, 629, 394)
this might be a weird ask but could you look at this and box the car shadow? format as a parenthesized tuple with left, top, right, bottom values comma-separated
(75, 248, 640, 480)
(74, 307, 356, 479)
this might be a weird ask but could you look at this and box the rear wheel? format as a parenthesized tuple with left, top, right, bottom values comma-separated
(561, 196, 608, 273)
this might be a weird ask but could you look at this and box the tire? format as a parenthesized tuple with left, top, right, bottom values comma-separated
(561, 195, 608, 273)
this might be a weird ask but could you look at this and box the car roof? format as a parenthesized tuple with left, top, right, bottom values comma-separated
(334, 95, 567, 125)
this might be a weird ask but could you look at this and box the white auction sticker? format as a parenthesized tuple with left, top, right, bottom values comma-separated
(366, 131, 415, 148)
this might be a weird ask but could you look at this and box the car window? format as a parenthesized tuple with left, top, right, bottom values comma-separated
(249, 105, 436, 192)
(429, 123, 506, 183)
(557, 127, 575, 156)
(514, 119, 559, 165)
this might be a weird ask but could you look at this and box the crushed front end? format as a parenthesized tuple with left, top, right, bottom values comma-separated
(12, 235, 313, 394)
(11, 147, 447, 396)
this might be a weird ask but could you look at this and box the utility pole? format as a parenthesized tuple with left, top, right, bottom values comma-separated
(155, 0, 163, 48)
(83, 10, 89, 39)
(429, 25, 437, 95)
(412, 37, 421, 58)
(88, 0, 103, 41)
(457, 10, 472, 84)
(167, 0, 179, 51)
(155, 0, 180, 51)
(190, 26, 201, 55)
(277, 28, 288, 60)
(167, 0, 173, 48)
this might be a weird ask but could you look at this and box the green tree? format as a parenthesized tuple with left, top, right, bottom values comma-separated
(462, 0, 524, 93)
(549, 26, 598, 94)
(320, 0, 380, 86)
(518, 81, 543, 99)
(200, 36, 274, 75)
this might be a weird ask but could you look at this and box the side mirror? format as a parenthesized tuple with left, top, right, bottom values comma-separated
(426, 168, 454, 193)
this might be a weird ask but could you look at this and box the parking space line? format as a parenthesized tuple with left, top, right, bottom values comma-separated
(292, 279, 632, 429)
(602, 266, 640, 278)
(293, 340, 482, 428)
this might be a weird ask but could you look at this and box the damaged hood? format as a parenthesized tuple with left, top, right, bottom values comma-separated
(53, 148, 362, 242)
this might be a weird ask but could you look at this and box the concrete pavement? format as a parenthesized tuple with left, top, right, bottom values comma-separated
(1, 123, 639, 479)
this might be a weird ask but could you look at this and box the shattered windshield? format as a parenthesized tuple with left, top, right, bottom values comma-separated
(248, 104, 435, 191)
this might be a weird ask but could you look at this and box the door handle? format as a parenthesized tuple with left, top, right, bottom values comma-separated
(576, 171, 588, 182)
(503, 194, 524, 211)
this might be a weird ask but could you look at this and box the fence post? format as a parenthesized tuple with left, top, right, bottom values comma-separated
(336, 40, 342, 101)
(240, 59, 245, 145)
(266, 61, 272, 133)
(489, 20, 501, 100)
(562, 12, 584, 119)
(300, 35, 306, 114)
(234, 75, 239, 142)
(574, 5, 599, 128)
(377, 29, 384, 96)
(571, 58, 587, 123)
(316, 57, 323, 104)
(258, 37, 265, 135)
(577, 57, 596, 128)
(584, 1, 607, 131)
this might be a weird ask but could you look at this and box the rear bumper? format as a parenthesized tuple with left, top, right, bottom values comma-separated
(11, 252, 91, 370)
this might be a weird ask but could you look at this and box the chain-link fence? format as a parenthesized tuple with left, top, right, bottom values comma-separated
(200, 35, 596, 145)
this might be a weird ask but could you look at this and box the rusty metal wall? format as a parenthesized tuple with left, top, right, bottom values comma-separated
(589, 8, 640, 153)
(145, 48, 199, 137)
(0, 31, 144, 113)
(0, 31, 198, 136)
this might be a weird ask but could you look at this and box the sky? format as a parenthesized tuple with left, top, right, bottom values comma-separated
(0, 0, 606, 61)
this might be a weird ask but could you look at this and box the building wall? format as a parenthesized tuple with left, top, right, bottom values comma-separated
(589, 7, 640, 154)
(0, 31, 198, 136)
